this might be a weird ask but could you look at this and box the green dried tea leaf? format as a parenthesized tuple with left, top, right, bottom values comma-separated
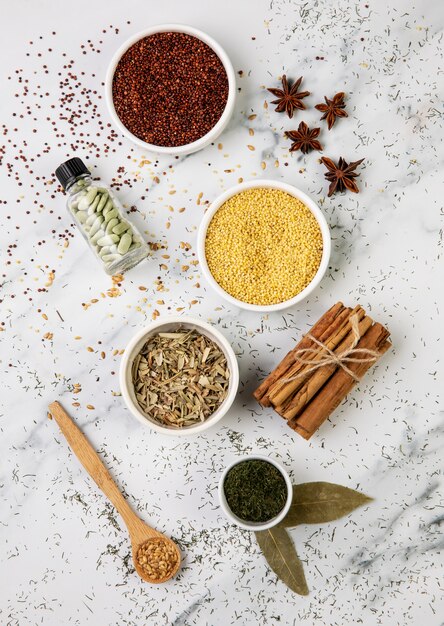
(283, 482, 373, 528)
(255, 526, 309, 596)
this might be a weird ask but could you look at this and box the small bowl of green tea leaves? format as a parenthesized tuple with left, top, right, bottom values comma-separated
(219, 456, 292, 530)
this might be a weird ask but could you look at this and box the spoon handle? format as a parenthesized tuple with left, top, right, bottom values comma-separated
(48, 401, 147, 534)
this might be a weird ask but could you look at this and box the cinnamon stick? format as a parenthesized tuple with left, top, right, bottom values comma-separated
(282, 314, 374, 420)
(288, 323, 392, 439)
(267, 306, 352, 406)
(259, 304, 350, 407)
(269, 305, 364, 409)
(253, 302, 344, 406)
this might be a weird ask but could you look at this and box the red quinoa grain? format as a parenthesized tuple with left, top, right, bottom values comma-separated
(112, 32, 229, 147)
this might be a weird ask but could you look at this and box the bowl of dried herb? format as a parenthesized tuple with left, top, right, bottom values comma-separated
(119, 316, 239, 435)
(219, 456, 293, 531)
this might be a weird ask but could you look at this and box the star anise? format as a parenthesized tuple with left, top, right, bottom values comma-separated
(315, 92, 348, 130)
(321, 157, 364, 197)
(267, 75, 310, 118)
(286, 122, 323, 154)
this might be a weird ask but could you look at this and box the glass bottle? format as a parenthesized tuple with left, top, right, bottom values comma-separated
(55, 158, 149, 275)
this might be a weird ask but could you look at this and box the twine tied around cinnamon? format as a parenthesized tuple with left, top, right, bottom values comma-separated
(283, 314, 382, 383)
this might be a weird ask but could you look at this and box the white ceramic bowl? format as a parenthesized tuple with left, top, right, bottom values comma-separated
(197, 179, 331, 312)
(218, 455, 293, 531)
(105, 24, 236, 156)
(119, 316, 239, 435)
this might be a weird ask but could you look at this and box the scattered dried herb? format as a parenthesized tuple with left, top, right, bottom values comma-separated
(224, 459, 287, 522)
(315, 92, 348, 130)
(255, 481, 372, 596)
(321, 156, 365, 197)
(285, 121, 322, 154)
(131, 328, 230, 427)
(267, 75, 310, 118)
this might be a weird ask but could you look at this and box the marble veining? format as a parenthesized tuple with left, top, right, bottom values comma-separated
(1, 0, 442, 624)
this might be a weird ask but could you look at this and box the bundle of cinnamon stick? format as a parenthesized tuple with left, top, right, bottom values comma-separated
(253, 302, 392, 439)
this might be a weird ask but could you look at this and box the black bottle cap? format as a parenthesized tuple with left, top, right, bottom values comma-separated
(55, 157, 89, 190)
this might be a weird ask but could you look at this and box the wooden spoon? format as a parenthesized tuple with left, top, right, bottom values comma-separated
(48, 401, 181, 584)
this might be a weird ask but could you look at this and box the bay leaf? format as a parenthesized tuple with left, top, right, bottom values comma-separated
(283, 482, 373, 528)
(255, 526, 309, 596)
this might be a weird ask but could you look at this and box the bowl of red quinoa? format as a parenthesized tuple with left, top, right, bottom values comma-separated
(105, 24, 236, 155)
(197, 180, 331, 312)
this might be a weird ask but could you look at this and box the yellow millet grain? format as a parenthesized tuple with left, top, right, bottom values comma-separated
(205, 188, 323, 305)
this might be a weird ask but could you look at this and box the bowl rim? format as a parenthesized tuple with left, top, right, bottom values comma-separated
(197, 179, 331, 312)
(104, 23, 236, 156)
(119, 315, 239, 436)
(218, 454, 293, 531)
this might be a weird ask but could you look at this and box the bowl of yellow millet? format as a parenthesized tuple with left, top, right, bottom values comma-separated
(197, 180, 331, 312)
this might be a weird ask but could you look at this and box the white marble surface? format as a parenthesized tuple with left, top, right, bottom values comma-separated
(1, 0, 443, 624)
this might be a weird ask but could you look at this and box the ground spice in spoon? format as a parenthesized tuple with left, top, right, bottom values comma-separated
(112, 31, 229, 147)
(224, 459, 288, 523)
